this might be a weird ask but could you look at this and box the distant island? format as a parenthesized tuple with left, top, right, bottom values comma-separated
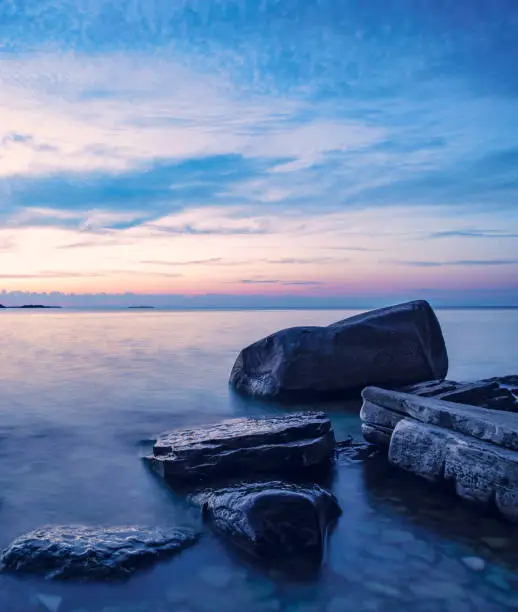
(0, 305, 62, 309)
(128, 306, 155, 309)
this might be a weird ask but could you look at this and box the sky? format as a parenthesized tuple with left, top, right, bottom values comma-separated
(1, 0, 518, 307)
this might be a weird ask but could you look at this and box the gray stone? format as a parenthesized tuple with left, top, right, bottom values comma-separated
(461, 556, 485, 571)
(402, 540, 436, 563)
(481, 537, 508, 550)
(36, 594, 62, 612)
(327, 597, 351, 612)
(365, 581, 402, 598)
(198, 565, 234, 588)
(0, 525, 199, 581)
(229, 300, 448, 399)
(145, 412, 334, 487)
(192, 481, 341, 566)
(491, 591, 518, 609)
(410, 581, 467, 600)
(362, 387, 518, 451)
(381, 528, 415, 544)
(402, 378, 518, 412)
(485, 571, 511, 591)
(360, 385, 518, 520)
(165, 588, 188, 604)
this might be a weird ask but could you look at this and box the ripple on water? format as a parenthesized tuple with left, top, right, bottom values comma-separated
(1, 310, 518, 611)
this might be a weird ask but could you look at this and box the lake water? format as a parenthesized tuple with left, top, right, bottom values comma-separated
(0, 308, 518, 612)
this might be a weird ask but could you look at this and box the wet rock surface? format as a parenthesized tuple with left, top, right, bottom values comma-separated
(229, 300, 448, 400)
(145, 412, 335, 487)
(401, 377, 518, 412)
(361, 383, 518, 520)
(192, 482, 341, 567)
(0, 525, 199, 581)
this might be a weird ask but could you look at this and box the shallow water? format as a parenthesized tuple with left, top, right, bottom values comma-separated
(0, 308, 518, 612)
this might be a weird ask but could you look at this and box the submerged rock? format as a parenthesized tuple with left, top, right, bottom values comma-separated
(0, 525, 199, 581)
(192, 482, 341, 565)
(360, 384, 518, 521)
(229, 300, 448, 400)
(145, 412, 335, 487)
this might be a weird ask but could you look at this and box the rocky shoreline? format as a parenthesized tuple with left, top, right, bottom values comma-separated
(1, 299, 517, 589)
(360, 378, 518, 521)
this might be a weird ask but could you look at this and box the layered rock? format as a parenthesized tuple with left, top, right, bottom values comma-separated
(145, 412, 335, 487)
(192, 482, 341, 566)
(360, 382, 518, 521)
(229, 300, 448, 400)
(401, 377, 518, 412)
(0, 525, 199, 581)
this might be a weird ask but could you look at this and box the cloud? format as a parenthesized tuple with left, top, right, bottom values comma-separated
(140, 258, 223, 267)
(427, 230, 518, 239)
(389, 259, 518, 268)
(145, 222, 270, 237)
(0, 271, 104, 279)
(0, 3, 518, 305)
(0, 270, 184, 280)
(266, 257, 348, 265)
(239, 279, 325, 286)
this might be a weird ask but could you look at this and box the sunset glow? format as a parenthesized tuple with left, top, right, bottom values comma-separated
(1, 2, 517, 307)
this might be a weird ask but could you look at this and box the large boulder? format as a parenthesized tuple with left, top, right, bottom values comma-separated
(192, 482, 341, 566)
(0, 525, 199, 581)
(145, 412, 335, 487)
(229, 300, 448, 400)
(360, 383, 518, 521)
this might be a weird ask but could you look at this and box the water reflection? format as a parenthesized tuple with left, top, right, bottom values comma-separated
(1, 310, 518, 611)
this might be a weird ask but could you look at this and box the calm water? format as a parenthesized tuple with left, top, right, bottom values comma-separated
(0, 308, 518, 612)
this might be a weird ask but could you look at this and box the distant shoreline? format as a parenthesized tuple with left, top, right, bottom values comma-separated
(0, 305, 62, 309)
(1, 305, 517, 312)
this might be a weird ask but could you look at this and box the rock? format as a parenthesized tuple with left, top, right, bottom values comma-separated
(402, 378, 518, 412)
(36, 594, 63, 612)
(365, 581, 402, 598)
(360, 386, 518, 521)
(481, 536, 508, 550)
(409, 581, 467, 600)
(362, 386, 518, 450)
(327, 597, 350, 612)
(192, 482, 341, 566)
(0, 525, 199, 581)
(335, 440, 381, 463)
(381, 528, 415, 544)
(461, 556, 485, 571)
(198, 565, 234, 588)
(485, 571, 511, 591)
(145, 412, 334, 487)
(229, 300, 448, 400)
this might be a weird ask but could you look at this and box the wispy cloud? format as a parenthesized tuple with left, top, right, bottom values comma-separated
(0, 2, 517, 304)
(388, 259, 518, 268)
(427, 230, 518, 239)
(239, 279, 325, 286)
(145, 222, 270, 236)
(0, 271, 104, 279)
(266, 257, 348, 265)
(0, 270, 184, 280)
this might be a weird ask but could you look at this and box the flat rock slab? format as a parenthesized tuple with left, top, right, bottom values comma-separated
(389, 418, 518, 522)
(401, 377, 518, 412)
(229, 300, 448, 400)
(0, 525, 199, 581)
(360, 381, 518, 521)
(145, 412, 335, 487)
(362, 386, 518, 451)
(192, 482, 341, 565)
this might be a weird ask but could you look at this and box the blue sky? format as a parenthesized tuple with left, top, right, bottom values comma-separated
(0, 0, 517, 306)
